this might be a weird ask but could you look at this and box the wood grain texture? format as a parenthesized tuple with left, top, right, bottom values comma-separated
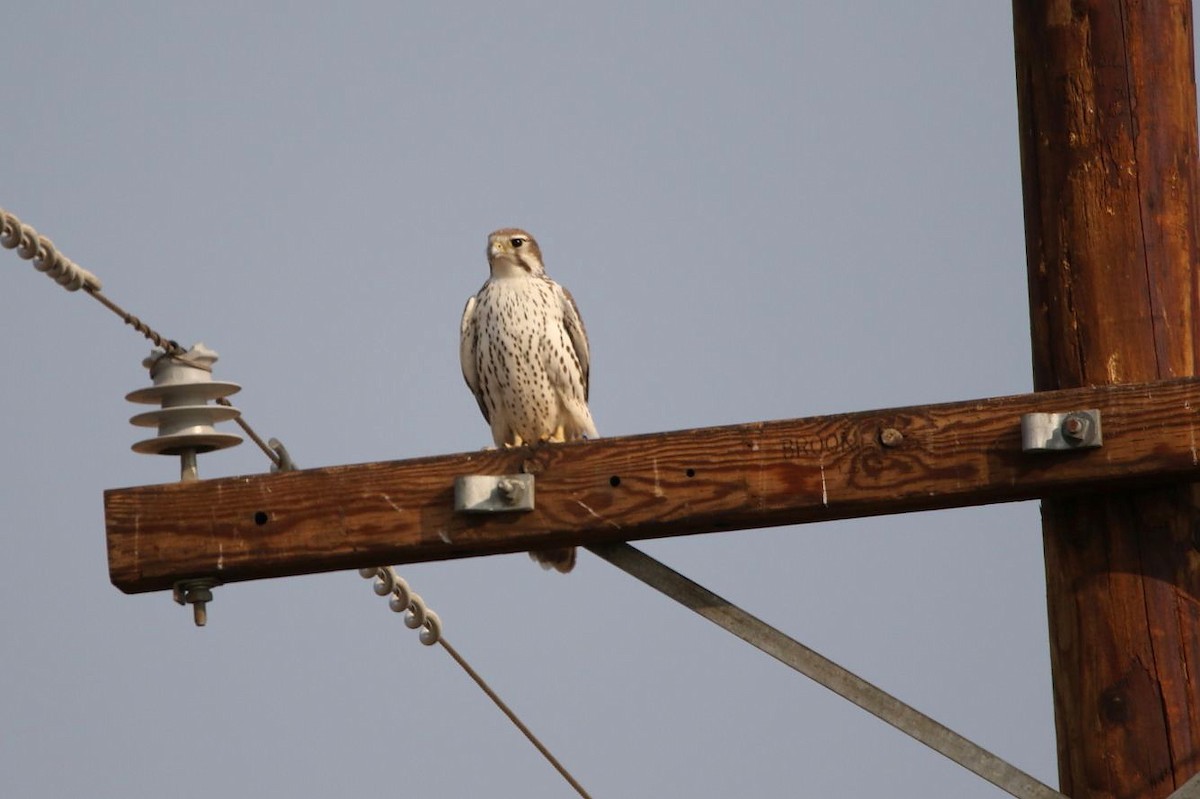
(1014, 1, 1200, 796)
(106, 378, 1200, 594)
(1017, 1, 1200, 391)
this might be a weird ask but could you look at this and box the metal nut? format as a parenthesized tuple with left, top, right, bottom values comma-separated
(496, 477, 525, 505)
(174, 578, 217, 627)
(1061, 413, 1090, 443)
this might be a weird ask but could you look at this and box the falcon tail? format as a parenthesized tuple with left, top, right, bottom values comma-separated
(530, 547, 576, 573)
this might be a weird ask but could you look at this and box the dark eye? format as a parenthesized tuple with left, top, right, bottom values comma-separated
(510, 237, 525, 248)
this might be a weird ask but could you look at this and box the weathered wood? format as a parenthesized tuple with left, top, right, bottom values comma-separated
(106, 378, 1200, 594)
(1014, 1, 1200, 797)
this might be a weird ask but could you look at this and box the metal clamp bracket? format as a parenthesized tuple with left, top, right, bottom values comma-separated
(1020, 409, 1102, 451)
(454, 474, 536, 513)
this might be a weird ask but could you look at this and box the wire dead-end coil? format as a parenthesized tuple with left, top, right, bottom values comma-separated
(359, 566, 442, 645)
(0, 207, 102, 292)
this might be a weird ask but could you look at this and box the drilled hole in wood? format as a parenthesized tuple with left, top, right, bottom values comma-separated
(609, 475, 621, 487)
(254, 511, 269, 526)
(686, 468, 696, 477)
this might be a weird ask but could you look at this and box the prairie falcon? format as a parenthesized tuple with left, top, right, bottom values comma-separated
(460, 228, 597, 573)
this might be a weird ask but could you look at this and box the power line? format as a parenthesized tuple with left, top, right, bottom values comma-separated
(4, 203, 594, 796)
(359, 565, 594, 798)
(1, 206, 282, 468)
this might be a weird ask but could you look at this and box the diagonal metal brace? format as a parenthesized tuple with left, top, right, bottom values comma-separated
(587, 542, 1065, 799)
(1168, 771, 1200, 799)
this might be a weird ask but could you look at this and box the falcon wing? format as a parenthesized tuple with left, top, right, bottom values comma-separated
(459, 294, 491, 423)
(560, 286, 591, 401)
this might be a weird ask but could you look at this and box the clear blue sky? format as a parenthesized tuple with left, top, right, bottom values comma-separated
(1, 3, 1106, 796)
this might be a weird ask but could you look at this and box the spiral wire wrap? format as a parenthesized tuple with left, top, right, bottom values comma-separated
(2, 206, 283, 469)
(1, 207, 101, 292)
(359, 566, 442, 645)
(357, 565, 593, 798)
(5, 204, 591, 799)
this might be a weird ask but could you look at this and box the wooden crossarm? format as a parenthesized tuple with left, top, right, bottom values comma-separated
(105, 377, 1200, 593)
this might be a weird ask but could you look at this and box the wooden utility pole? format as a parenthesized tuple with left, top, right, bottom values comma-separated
(1013, 2, 1200, 797)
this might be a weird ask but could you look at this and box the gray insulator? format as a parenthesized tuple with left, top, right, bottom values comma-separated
(126, 342, 243, 456)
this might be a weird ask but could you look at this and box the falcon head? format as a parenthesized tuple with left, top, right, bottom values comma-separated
(487, 228, 545, 277)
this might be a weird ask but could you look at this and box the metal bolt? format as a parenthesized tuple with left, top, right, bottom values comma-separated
(879, 428, 904, 448)
(496, 477, 524, 505)
(180, 449, 199, 482)
(174, 579, 217, 627)
(1061, 413, 1089, 443)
